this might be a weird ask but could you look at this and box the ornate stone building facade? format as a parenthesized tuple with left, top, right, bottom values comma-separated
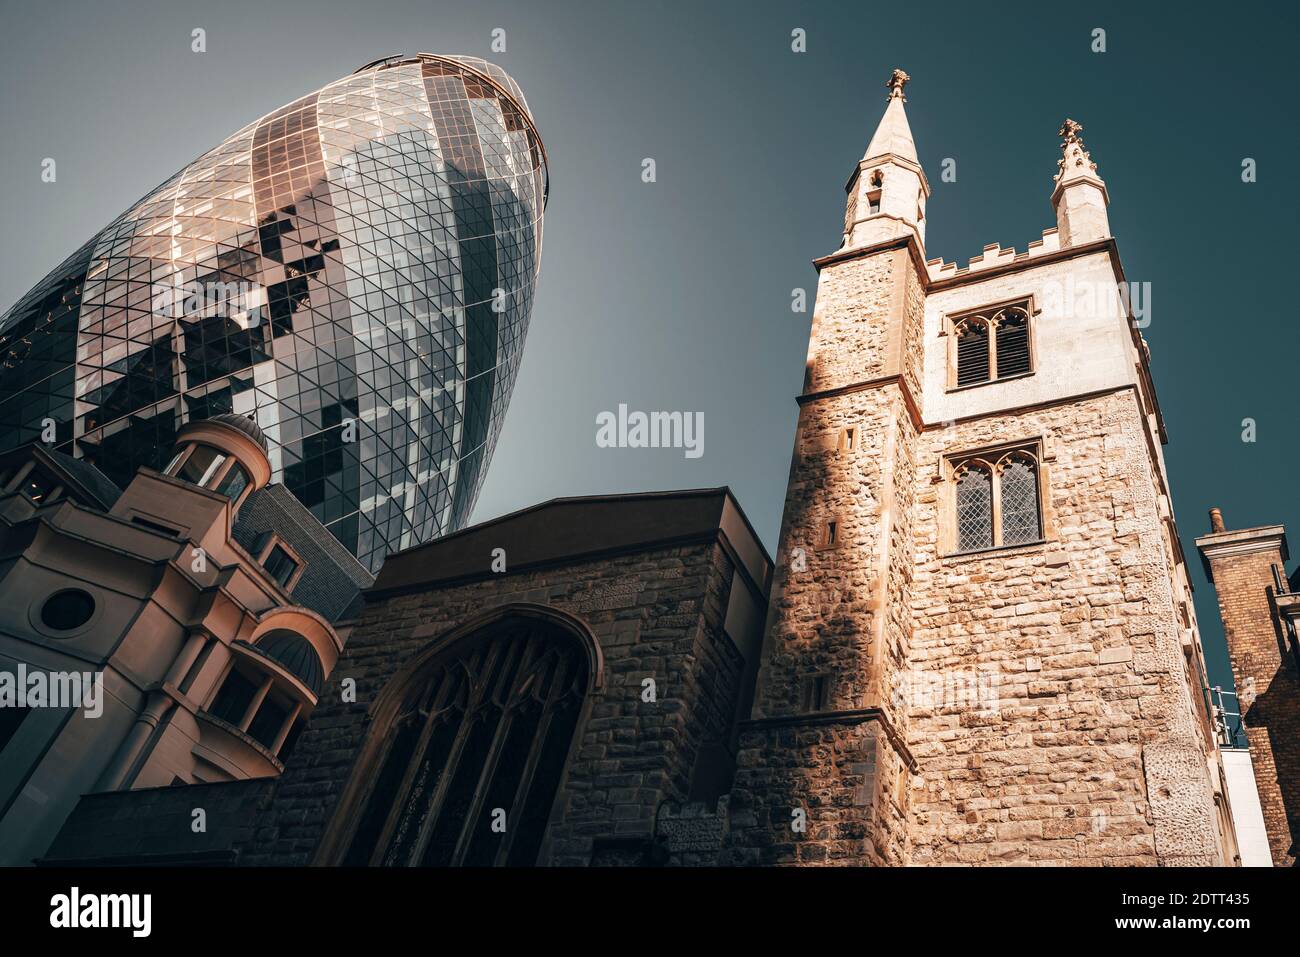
(0, 414, 371, 865)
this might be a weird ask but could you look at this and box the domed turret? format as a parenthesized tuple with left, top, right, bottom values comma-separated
(208, 413, 269, 453)
(163, 414, 272, 512)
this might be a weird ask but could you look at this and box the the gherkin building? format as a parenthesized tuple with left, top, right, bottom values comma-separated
(0, 54, 547, 572)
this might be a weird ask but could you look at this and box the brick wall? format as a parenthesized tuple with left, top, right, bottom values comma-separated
(1200, 536, 1298, 866)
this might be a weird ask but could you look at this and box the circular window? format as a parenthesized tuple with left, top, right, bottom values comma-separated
(40, 590, 96, 632)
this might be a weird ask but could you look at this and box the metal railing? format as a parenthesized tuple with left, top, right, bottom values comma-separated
(1209, 685, 1247, 749)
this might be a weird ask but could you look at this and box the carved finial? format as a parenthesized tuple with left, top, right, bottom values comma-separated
(886, 69, 910, 102)
(1058, 118, 1084, 144)
(1054, 117, 1098, 183)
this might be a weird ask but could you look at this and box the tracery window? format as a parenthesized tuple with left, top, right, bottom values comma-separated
(951, 301, 1033, 387)
(951, 446, 1043, 552)
(342, 617, 588, 867)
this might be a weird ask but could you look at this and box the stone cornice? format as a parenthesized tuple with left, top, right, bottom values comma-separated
(742, 706, 917, 772)
(796, 373, 923, 433)
(1194, 526, 1288, 557)
(1195, 525, 1289, 583)
(813, 232, 929, 277)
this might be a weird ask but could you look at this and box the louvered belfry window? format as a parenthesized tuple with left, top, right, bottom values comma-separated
(343, 618, 588, 867)
(952, 446, 1043, 553)
(995, 309, 1031, 377)
(955, 318, 991, 386)
(953, 302, 1032, 386)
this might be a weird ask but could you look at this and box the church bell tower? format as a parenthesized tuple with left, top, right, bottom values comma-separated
(724, 70, 1236, 867)
(723, 70, 929, 865)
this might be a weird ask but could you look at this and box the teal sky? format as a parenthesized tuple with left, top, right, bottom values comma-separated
(2, 0, 1296, 694)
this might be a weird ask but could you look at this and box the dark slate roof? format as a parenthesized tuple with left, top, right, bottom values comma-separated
(370, 487, 773, 600)
(233, 483, 374, 622)
(45, 449, 122, 510)
(208, 412, 269, 452)
(39, 780, 274, 866)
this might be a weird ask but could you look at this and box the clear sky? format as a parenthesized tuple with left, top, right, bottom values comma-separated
(2, 0, 1297, 693)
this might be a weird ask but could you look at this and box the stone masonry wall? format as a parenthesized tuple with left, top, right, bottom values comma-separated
(726, 246, 920, 865)
(721, 386, 912, 864)
(906, 389, 1223, 865)
(900, 254, 926, 404)
(1205, 544, 1298, 866)
(755, 388, 896, 718)
(724, 718, 907, 865)
(806, 250, 898, 393)
(241, 539, 747, 867)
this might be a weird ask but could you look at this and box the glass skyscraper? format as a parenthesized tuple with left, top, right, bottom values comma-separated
(0, 54, 547, 571)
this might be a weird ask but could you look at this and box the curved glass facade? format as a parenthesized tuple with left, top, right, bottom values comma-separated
(0, 55, 547, 571)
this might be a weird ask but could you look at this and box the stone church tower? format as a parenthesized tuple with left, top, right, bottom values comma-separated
(724, 71, 1237, 865)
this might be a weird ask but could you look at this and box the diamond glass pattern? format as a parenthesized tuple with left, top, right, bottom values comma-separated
(0, 55, 547, 572)
(999, 458, 1040, 546)
(955, 465, 994, 552)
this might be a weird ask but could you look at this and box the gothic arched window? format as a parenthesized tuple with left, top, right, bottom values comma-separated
(950, 445, 1045, 553)
(997, 452, 1041, 546)
(951, 301, 1034, 387)
(955, 460, 994, 551)
(994, 307, 1031, 378)
(955, 317, 991, 387)
(341, 616, 589, 867)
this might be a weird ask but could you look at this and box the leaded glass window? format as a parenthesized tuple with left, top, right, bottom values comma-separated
(344, 618, 587, 867)
(955, 463, 994, 551)
(999, 455, 1041, 545)
(951, 445, 1044, 553)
